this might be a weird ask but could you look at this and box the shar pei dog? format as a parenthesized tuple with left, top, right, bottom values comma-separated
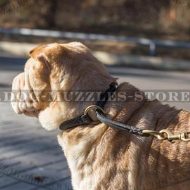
(11, 42, 190, 190)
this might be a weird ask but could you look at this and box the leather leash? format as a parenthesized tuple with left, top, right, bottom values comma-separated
(59, 82, 190, 142)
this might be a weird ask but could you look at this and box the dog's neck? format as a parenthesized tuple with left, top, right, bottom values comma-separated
(58, 68, 116, 121)
(38, 68, 115, 130)
(57, 82, 145, 188)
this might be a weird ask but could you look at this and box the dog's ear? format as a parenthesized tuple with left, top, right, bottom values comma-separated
(27, 43, 69, 101)
(28, 43, 67, 78)
(29, 43, 64, 67)
(28, 45, 50, 88)
(25, 45, 54, 105)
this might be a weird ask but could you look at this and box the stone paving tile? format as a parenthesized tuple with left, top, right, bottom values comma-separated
(0, 138, 56, 153)
(0, 175, 18, 188)
(47, 178, 72, 190)
(1, 182, 36, 190)
(1, 149, 64, 171)
(0, 142, 58, 159)
(19, 164, 71, 183)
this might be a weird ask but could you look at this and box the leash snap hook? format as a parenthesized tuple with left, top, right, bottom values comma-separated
(159, 129, 190, 142)
(142, 130, 166, 140)
(180, 132, 190, 142)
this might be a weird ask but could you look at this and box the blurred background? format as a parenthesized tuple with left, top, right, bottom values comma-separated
(0, 1, 190, 190)
(0, 0, 190, 58)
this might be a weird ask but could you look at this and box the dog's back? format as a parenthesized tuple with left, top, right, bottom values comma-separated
(58, 83, 190, 190)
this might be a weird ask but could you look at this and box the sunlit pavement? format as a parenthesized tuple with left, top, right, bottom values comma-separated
(0, 57, 190, 189)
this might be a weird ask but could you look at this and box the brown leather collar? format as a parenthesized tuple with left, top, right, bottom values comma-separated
(59, 82, 118, 130)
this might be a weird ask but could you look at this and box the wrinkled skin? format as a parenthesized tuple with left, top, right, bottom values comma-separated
(12, 42, 190, 190)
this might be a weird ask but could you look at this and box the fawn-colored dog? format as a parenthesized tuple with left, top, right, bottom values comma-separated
(12, 42, 190, 190)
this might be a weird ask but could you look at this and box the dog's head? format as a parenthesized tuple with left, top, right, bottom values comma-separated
(11, 42, 115, 130)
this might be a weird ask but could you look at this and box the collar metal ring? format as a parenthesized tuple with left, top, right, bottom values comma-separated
(84, 105, 105, 122)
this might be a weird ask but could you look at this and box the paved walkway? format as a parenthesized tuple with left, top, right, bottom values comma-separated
(0, 66, 72, 189)
(0, 102, 72, 190)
